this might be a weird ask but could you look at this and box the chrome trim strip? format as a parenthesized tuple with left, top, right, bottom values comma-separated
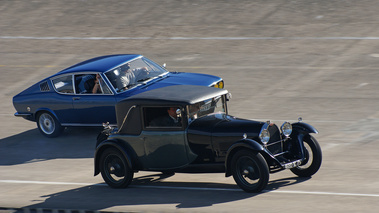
(14, 112, 32, 117)
(266, 140, 283, 146)
(118, 105, 137, 133)
(273, 151, 289, 157)
(60, 123, 116, 127)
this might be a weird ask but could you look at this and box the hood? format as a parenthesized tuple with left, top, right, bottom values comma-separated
(188, 113, 265, 140)
(130, 72, 222, 93)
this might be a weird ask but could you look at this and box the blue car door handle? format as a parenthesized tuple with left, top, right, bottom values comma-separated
(72, 97, 81, 101)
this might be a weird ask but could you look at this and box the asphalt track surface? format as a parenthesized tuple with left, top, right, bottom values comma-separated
(1, 1, 379, 212)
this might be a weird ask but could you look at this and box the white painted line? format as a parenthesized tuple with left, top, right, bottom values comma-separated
(0, 180, 97, 186)
(1, 179, 379, 197)
(2, 36, 379, 40)
(270, 190, 379, 197)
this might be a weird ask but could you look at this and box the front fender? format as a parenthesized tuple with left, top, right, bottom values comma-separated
(94, 139, 133, 176)
(292, 122, 318, 135)
(224, 139, 265, 177)
(289, 122, 318, 162)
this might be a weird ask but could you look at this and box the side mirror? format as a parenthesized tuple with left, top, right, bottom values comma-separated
(162, 63, 166, 68)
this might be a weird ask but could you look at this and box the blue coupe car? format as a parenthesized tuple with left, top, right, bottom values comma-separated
(13, 54, 224, 137)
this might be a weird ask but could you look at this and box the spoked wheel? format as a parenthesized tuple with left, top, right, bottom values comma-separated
(231, 150, 269, 193)
(37, 112, 63, 138)
(100, 148, 133, 188)
(291, 135, 322, 177)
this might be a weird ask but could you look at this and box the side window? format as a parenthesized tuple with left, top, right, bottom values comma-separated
(74, 73, 112, 94)
(52, 75, 74, 94)
(144, 107, 182, 128)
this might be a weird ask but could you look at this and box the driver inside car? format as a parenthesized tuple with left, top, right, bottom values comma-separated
(149, 107, 182, 127)
(116, 63, 149, 91)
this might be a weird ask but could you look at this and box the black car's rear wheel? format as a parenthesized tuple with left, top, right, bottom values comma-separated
(36, 111, 63, 138)
(291, 135, 322, 177)
(100, 147, 133, 188)
(231, 149, 269, 193)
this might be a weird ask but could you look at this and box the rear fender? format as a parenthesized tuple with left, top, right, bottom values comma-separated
(35, 108, 59, 122)
(94, 139, 134, 176)
(225, 139, 268, 177)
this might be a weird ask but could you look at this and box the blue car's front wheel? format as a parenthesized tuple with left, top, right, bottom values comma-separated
(36, 111, 63, 138)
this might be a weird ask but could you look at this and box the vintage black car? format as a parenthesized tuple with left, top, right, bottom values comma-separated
(94, 85, 322, 192)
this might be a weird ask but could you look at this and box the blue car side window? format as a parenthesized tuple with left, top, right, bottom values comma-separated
(74, 73, 112, 95)
(52, 75, 74, 94)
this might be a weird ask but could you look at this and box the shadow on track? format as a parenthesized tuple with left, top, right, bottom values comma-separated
(22, 173, 311, 210)
(0, 127, 102, 165)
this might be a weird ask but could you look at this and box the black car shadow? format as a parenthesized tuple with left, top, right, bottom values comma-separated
(22, 173, 311, 210)
(0, 127, 102, 165)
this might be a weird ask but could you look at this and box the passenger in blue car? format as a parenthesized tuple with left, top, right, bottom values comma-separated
(92, 74, 102, 94)
(116, 63, 149, 91)
(78, 74, 95, 93)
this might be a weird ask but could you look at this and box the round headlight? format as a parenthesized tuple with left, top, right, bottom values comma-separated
(281, 122, 292, 137)
(259, 129, 270, 145)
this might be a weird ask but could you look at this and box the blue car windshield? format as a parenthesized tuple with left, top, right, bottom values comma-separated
(104, 57, 168, 93)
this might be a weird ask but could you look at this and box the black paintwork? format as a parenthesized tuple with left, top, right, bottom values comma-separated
(94, 85, 320, 179)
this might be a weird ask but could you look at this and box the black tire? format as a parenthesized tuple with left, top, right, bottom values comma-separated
(231, 149, 269, 193)
(99, 147, 134, 188)
(291, 135, 322, 177)
(36, 111, 63, 138)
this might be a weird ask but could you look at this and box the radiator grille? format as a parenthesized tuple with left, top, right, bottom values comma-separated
(266, 125, 282, 155)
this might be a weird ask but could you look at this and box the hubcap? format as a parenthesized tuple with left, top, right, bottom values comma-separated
(238, 156, 260, 184)
(39, 113, 55, 134)
(105, 155, 125, 183)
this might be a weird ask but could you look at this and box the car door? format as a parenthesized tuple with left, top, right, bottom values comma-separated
(71, 73, 117, 125)
(140, 106, 189, 170)
(50, 74, 77, 124)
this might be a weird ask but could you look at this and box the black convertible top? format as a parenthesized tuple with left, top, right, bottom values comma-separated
(120, 85, 228, 105)
(115, 85, 228, 133)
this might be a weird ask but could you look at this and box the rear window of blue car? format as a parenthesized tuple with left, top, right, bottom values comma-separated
(52, 75, 74, 94)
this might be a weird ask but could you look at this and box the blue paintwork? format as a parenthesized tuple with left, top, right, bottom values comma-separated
(57, 54, 141, 75)
(13, 55, 223, 128)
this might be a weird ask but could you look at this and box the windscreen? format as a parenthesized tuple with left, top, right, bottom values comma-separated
(188, 95, 226, 122)
(104, 57, 168, 93)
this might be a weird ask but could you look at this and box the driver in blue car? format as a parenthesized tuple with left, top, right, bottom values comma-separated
(116, 63, 149, 91)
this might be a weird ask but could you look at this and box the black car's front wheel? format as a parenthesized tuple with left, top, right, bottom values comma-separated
(291, 135, 322, 177)
(231, 149, 269, 193)
(36, 111, 63, 138)
(99, 147, 134, 188)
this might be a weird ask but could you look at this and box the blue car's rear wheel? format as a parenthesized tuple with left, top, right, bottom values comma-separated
(231, 150, 269, 193)
(36, 111, 63, 138)
(100, 147, 134, 188)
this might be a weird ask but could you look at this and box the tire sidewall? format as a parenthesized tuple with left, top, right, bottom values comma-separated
(290, 135, 322, 177)
(231, 149, 269, 193)
(36, 111, 63, 138)
(99, 147, 133, 188)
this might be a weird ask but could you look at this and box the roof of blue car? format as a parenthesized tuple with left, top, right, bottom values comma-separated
(57, 54, 141, 74)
